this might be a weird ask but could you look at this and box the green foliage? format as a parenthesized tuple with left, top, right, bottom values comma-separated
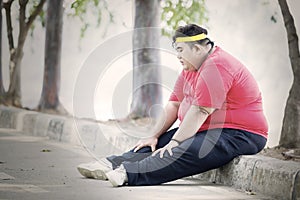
(6, 0, 46, 37)
(69, 0, 114, 38)
(28, 0, 46, 36)
(161, 0, 208, 37)
(69, 0, 208, 38)
(29, 0, 46, 23)
(29, 16, 46, 37)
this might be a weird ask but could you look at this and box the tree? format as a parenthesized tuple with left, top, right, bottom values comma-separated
(128, 0, 162, 119)
(129, 0, 208, 119)
(70, 0, 208, 119)
(2, 0, 46, 107)
(278, 0, 300, 148)
(0, 0, 5, 103)
(37, 0, 66, 114)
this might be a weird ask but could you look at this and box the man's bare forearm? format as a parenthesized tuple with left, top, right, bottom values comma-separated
(171, 105, 214, 142)
(152, 101, 180, 138)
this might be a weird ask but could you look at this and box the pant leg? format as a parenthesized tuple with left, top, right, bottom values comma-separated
(107, 128, 178, 169)
(123, 128, 266, 186)
(226, 129, 267, 155)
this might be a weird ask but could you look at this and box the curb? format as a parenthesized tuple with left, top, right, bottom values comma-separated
(191, 155, 300, 199)
(0, 105, 140, 155)
(0, 106, 299, 199)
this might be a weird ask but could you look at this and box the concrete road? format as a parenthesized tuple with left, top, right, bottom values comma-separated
(0, 129, 271, 200)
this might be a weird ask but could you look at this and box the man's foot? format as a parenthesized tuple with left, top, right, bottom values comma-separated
(105, 164, 128, 187)
(77, 158, 113, 180)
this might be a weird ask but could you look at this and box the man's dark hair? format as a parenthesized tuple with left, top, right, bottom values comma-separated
(172, 24, 213, 48)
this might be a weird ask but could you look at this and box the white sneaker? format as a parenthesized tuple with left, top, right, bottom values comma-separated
(77, 158, 113, 180)
(105, 164, 128, 187)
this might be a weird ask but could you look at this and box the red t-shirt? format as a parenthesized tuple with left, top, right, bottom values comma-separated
(169, 47, 268, 138)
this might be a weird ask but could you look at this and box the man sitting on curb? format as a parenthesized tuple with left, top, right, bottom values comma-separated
(78, 23, 268, 187)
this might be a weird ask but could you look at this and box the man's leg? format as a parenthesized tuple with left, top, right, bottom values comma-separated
(78, 128, 179, 179)
(107, 128, 179, 169)
(122, 128, 266, 186)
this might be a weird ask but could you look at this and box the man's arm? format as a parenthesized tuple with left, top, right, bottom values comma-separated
(152, 101, 180, 138)
(133, 101, 180, 152)
(152, 105, 215, 158)
(171, 105, 215, 142)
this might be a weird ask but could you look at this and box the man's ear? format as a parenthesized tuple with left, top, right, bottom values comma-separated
(193, 44, 203, 55)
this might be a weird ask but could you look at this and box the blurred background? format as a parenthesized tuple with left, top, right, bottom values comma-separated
(1, 0, 300, 148)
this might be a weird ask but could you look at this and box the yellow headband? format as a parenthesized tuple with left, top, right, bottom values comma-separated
(175, 33, 207, 43)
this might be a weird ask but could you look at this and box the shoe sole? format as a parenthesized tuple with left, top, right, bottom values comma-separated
(77, 167, 93, 178)
(91, 169, 108, 180)
(77, 166, 108, 180)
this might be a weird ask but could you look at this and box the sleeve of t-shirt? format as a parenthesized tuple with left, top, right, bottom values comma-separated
(169, 71, 184, 102)
(192, 61, 233, 109)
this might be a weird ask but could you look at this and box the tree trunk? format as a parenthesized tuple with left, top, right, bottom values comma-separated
(6, 0, 29, 107)
(3, 0, 46, 107)
(37, 0, 67, 115)
(129, 0, 162, 119)
(278, 0, 300, 148)
(0, 0, 5, 99)
(6, 42, 24, 106)
(2, 0, 20, 106)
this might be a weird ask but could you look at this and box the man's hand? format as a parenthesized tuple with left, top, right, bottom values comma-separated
(133, 136, 158, 152)
(152, 140, 179, 158)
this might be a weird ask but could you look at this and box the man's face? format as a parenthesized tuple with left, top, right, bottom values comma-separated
(175, 42, 202, 71)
